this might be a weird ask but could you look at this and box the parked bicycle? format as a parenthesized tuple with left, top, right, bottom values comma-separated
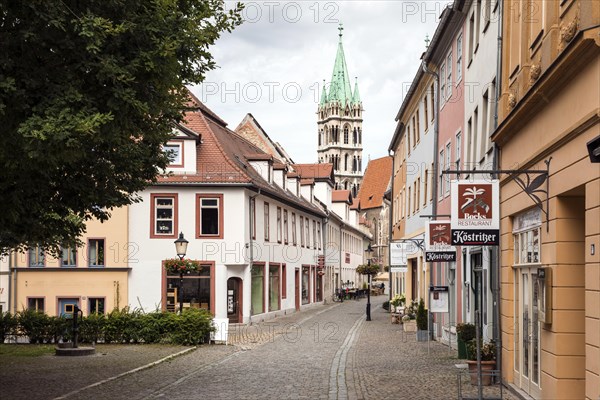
(332, 289, 344, 302)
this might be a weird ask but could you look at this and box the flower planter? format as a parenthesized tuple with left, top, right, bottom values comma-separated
(416, 330, 429, 342)
(391, 314, 401, 324)
(403, 320, 416, 332)
(466, 360, 496, 386)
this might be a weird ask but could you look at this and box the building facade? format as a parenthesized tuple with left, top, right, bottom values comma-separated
(494, 1, 600, 398)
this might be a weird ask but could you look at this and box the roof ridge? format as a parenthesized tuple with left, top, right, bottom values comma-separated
(194, 109, 250, 180)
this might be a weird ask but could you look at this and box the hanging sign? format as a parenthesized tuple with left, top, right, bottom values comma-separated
(425, 221, 456, 262)
(390, 241, 420, 270)
(451, 180, 500, 246)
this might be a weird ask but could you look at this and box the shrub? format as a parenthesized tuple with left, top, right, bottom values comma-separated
(456, 322, 476, 342)
(416, 298, 428, 331)
(169, 308, 216, 345)
(382, 301, 390, 311)
(17, 309, 48, 343)
(0, 312, 18, 343)
(466, 339, 497, 361)
(80, 313, 106, 343)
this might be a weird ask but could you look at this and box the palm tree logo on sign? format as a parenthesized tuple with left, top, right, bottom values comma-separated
(459, 185, 492, 220)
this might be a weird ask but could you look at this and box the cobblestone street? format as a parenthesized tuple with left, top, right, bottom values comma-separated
(0, 296, 516, 400)
(3, 296, 513, 400)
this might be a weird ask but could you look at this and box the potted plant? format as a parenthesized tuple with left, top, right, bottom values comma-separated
(164, 258, 202, 275)
(456, 322, 476, 359)
(402, 299, 418, 332)
(415, 298, 428, 342)
(466, 340, 497, 386)
(389, 293, 405, 313)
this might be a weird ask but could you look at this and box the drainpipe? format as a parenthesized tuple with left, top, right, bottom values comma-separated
(421, 60, 440, 339)
(388, 150, 395, 303)
(323, 214, 329, 302)
(7, 251, 12, 313)
(248, 189, 261, 322)
(493, 0, 504, 388)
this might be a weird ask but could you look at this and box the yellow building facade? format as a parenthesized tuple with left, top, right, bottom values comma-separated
(494, 1, 599, 398)
(9, 207, 129, 316)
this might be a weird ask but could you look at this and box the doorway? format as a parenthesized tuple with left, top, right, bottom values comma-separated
(410, 259, 418, 300)
(227, 278, 242, 323)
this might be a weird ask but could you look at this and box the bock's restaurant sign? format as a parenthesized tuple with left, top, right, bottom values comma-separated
(450, 180, 500, 246)
(425, 221, 456, 261)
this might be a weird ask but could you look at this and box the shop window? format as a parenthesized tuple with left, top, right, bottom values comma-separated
(251, 264, 265, 315)
(302, 267, 310, 305)
(269, 264, 280, 312)
(166, 267, 211, 312)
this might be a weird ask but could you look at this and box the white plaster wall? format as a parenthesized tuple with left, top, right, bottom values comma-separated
(314, 181, 332, 208)
(128, 186, 247, 314)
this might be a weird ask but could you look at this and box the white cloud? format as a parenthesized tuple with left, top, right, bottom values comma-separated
(191, 1, 446, 164)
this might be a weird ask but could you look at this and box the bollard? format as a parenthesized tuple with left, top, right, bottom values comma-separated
(72, 305, 83, 348)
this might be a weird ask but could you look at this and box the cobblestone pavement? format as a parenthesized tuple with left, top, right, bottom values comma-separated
(1, 297, 517, 400)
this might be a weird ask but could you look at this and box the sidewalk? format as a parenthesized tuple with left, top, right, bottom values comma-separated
(349, 298, 514, 400)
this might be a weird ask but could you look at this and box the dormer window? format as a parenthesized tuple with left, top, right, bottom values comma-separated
(164, 141, 183, 167)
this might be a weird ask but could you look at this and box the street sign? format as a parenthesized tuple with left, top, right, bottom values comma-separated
(429, 286, 449, 313)
(390, 241, 420, 266)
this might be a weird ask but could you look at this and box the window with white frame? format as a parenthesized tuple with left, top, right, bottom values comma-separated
(299, 216, 304, 247)
(154, 196, 176, 236)
(439, 150, 445, 198)
(445, 142, 452, 195)
(446, 52, 453, 99)
(164, 142, 182, 166)
(305, 217, 310, 247)
(317, 222, 321, 249)
(456, 132, 462, 174)
(292, 213, 297, 245)
(283, 209, 289, 244)
(312, 220, 317, 249)
(513, 210, 541, 265)
(264, 202, 270, 241)
(456, 34, 463, 82)
(440, 64, 446, 103)
(277, 207, 282, 243)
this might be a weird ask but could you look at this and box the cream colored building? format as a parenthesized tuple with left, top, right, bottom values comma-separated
(6, 207, 129, 316)
(494, 1, 600, 398)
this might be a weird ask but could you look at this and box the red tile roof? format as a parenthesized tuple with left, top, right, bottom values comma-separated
(157, 92, 325, 217)
(293, 164, 334, 184)
(355, 156, 392, 210)
(332, 190, 352, 204)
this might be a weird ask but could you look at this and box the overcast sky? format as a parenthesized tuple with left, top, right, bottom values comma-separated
(191, 1, 449, 165)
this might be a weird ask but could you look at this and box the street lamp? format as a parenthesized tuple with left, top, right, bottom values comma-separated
(365, 243, 373, 321)
(174, 232, 189, 313)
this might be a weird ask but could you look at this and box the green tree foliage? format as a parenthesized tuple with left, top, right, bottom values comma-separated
(0, 0, 242, 254)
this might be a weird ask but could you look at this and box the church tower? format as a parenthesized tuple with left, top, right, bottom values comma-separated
(317, 24, 363, 197)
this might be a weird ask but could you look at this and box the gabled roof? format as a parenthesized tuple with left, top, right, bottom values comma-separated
(355, 156, 392, 210)
(157, 92, 325, 217)
(293, 163, 335, 186)
(332, 190, 352, 204)
(234, 113, 294, 164)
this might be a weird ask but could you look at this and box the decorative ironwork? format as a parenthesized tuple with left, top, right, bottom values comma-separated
(443, 158, 552, 231)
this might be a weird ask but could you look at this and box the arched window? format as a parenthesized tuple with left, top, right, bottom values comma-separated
(344, 154, 348, 171)
(352, 156, 357, 172)
(358, 157, 362, 172)
(352, 184, 357, 197)
(358, 128, 362, 144)
(344, 181, 348, 190)
(353, 128, 357, 144)
(344, 126, 349, 144)
(318, 131, 322, 146)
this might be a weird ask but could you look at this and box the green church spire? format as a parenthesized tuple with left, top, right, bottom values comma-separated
(327, 23, 353, 105)
(320, 79, 327, 106)
(352, 77, 361, 104)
